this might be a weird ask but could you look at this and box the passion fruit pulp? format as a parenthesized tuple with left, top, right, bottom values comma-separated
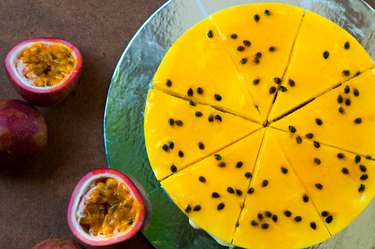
(67, 168, 145, 246)
(5, 38, 82, 106)
(17, 42, 76, 87)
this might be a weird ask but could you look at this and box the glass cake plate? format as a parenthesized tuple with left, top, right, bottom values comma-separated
(103, 0, 375, 248)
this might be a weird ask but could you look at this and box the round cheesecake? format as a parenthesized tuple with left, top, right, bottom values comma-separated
(144, 3, 375, 248)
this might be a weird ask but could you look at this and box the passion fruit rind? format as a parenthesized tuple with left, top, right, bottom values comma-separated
(32, 239, 84, 249)
(0, 99, 47, 166)
(5, 38, 82, 107)
(67, 168, 145, 246)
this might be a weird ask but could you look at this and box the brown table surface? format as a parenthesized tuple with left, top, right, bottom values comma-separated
(1, 1, 375, 248)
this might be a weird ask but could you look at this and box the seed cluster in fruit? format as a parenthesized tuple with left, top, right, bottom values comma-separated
(79, 178, 139, 237)
(16, 42, 76, 87)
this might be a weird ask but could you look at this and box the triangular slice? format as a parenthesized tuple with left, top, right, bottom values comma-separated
(153, 18, 261, 122)
(161, 129, 265, 243)
(269, 10, 374, 121)
(210, 3, 304, 121)
(233, 129, 330, 249)
(272, 129, 375, 235)
(271, 69, 375, 157)
(144, 89, 262, 180)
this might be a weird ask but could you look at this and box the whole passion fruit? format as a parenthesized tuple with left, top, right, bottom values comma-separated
(0, 99, 47, 166)
(5, 38, 82, 106)
(67, 168, 145, 246)
(32, 239, 84, 249)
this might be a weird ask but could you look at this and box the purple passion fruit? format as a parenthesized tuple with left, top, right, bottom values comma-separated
(0, 99, 47, 166)
(32, 239, 84, 249)
(67, 168, 145, 246)
(5, 38, 82, 106)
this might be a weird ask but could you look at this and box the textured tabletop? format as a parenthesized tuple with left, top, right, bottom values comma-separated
(0, 1, 374, 249)
(0, 1, 164, 248)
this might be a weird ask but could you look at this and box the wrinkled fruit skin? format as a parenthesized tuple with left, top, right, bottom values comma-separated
(32, 239, 84, 249)
(0, 99, 47, 166)
(5, 38, 82, 107)
(67, 168, 146, 246)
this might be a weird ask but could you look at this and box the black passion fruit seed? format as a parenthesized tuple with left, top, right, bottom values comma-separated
(344, 41, 350, 49)
(315, 118, 323, 126)
(321, 211, 329, 217)
(170, 165, 177, 173)
(262, 223, 269, 230)
(288, 79, 295, 87)
(261, 179, 269, 187)
(279, 86, 287, 92)
(342, 70, 350, 76)
(315, 183, 323, 190)
(294, 216, 302, 222)
(214, 94, 222, 101)
(217, 203, 225, 210)
(227, 187, 235, 194)
(296, 136, 302, 144)
(254, 14, 260, 22)
(288, 125, 297, 133)
(269, 86, 277, 94)
(341, 167, 350, 175)
(281, 167, 288, 174)
(243, 40, 251, 47)
(247, 187, 255, 194)
(236, 161, 243, 168)
(325, 215, 333, 223)
(193, 205, 201, 211)
(187, 88, 193, 97)
(310, 222, 317, 230)
(284, 210, 292, 217)
(166, 79, 172, 87)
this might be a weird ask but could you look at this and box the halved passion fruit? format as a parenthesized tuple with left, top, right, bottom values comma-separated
(67, 168, 145, 246)
(5, 38, 82, 106)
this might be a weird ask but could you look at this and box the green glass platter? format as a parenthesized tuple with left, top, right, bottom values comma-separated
(103, 0, 375, 248)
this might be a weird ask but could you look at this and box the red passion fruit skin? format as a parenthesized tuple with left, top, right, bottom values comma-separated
(5, 38, 83, 107)
(67, 168, 146, 246)
(0, 99, 47, 166)
(32, 238, 85, 249)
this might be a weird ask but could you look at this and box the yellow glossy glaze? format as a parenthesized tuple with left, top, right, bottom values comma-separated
(234, 129, 330, 249)
(153, 19, 261, 122)
(269, 11, 374, 121)
(211, 3, 304, 122)
(271, 69, 375, 157)
(273, 129, 375, 235)
(161, 129, 264, 243)
(144, 89, 262, 180)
